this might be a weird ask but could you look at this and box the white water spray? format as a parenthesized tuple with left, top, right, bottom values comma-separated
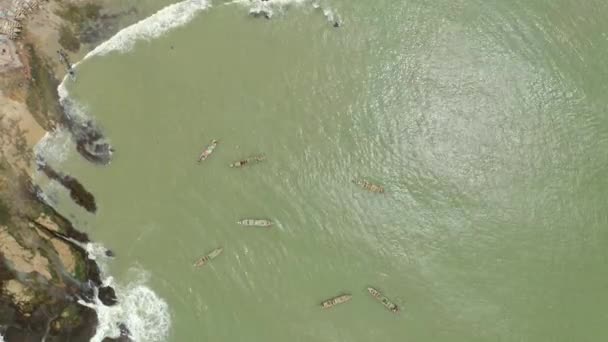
(32, 0, 341, 341)
(80, 269, 171, 342)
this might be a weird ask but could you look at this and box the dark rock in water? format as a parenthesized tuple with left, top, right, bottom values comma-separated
(250, 10, 271, 20)
(72, 121, 114, 165)
(105, 249, 115, 257)
(0, 292, 99, 341)
(24, 181, 92, 243)
(98, 286, 118, 306)
(59, 99, 114, 165)
(102, 323, 132, 342)
(76, 139, 114, 165)
(333, 21, 340, 28)
(37, 160, 97, 213)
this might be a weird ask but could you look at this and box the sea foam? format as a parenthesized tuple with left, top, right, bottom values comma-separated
(41, 1, 215, 341)
(50, 0, 213, 163)
(33, 1, 338, 341)
(80, 268, 171, 342)
(243, 0, 312, 18)
(34, 128, 73, 165)
(82, 0, 210, 60)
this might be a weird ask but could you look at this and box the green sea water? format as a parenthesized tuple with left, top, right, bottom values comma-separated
(41, 0, 608, 340)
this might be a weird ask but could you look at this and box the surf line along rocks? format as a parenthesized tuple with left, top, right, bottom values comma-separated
(60, 103, 115, 165)
(0, 178, 119, 341)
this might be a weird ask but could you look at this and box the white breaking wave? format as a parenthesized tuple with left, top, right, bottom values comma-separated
(47, 0, 213, 166)
(34, 128, 73, 165)
(240, 0, 314, 18)
(31, 1, 340, 342)
(43, 1, 215, 341)
(80, 269, 171, 342)
(82, 0, 210, 60)
(48, 0, 210, 166)
(85, 242, 111, 261)
(322, 7, 338, 23)
(0, 332, 4, 342)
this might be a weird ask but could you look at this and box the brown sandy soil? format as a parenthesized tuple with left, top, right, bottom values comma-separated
(0, 37, 22, 70)
(34, 222, 77, 274)
(0, 88, 45, 170)
(0, 0, 150, 339)
(3, 280, 33, 308)
(0, 226, 52, 280)
(0, 0, 121, 339)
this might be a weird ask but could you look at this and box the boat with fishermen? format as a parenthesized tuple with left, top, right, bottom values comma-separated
(321, 294, 352, 309)
(237, 219, 273, 227)
(198, 139, 218, 162)
(230, 154, 266, 168)
(352, 179, 385, 193)
(367, 287, 399, 313)
(193, 247, 223, 267)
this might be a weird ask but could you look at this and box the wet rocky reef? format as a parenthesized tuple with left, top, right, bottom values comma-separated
(0, 171, 115, 340)
(0, 0, 137, 340)
(36, 160, 97, 213)
(24, 41, 114, 166)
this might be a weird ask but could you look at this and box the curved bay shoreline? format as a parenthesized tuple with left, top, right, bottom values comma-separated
(0, 0, 141, 340)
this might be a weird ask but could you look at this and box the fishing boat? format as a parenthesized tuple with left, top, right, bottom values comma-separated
(198, 139, 218, 162)
(367, 287, 399, 313)
(237, 219, 273, 227)
(193, 247, 223, 267)
(321, 294, 352, 309)
(352, 179, 385, 193)
(230, 154, 266, 168)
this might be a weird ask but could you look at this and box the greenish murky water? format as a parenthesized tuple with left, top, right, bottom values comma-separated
(40, 0, 608, 340)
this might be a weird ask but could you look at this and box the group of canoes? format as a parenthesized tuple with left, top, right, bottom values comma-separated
(199, 139, 385, 193)
(195, 139, 397, 313)
(321, 288, 399, 313)
(194, 139, 272, 268)
(198, 139, 267, 169)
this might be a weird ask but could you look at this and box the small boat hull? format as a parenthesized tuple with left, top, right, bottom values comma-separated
(321, 294, 352, 309)
(237, 219, 273, 227)
(367, 287, 399, 313)
(230, 154, 266, 168)
(198, 139, 218, 162)
(352, 179, 385, 193)
(193, 247, 223, 267)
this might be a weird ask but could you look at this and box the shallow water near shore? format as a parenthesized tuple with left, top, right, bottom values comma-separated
(38, 0, 608, 340)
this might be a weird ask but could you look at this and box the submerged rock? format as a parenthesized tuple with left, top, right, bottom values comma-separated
(98, 286, 118, 306)
(65, 119, 114, 166)
(36, 160, 97, 213)
(102, 323, 133, 342)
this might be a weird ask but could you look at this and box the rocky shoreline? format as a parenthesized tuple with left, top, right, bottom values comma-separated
(0, 0, 138, 340)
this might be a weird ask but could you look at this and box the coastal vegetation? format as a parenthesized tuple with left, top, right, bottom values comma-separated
(0, 199, 10, 225)
(56, 1, 113, 48)
(24, 44, 61, 131)
(0, 0, 122, 339)
(58, 24, 80, 52)
(56, 2, 102, 24)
